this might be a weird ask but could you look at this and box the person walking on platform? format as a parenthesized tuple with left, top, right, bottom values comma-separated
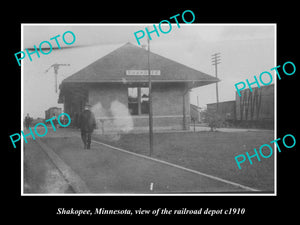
(24, 113, 32, 130)
(79, 104, 96, 150)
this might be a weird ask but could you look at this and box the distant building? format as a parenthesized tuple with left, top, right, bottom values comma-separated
(59, 43, 218, 132)
(207, 100, 236, 121)
(190, 104, 202, 123)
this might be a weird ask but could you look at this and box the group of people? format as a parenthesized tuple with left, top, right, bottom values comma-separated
(24, 104, 97, 150)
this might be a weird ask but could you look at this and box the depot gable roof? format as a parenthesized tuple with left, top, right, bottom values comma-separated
(61, 42, 219, 86)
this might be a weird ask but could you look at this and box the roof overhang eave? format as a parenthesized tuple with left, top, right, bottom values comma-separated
(61, 79, 220, 84)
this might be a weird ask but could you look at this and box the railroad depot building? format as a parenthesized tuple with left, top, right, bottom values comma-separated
(58, 43, 218, 132)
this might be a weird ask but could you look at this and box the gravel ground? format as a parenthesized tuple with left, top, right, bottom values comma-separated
(41, 136, 248, 193)
(23, 127, 274, 193)
(23, 138, 74, 194)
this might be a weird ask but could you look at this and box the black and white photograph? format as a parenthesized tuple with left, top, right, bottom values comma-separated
(4, 3, 299, 221)
(21, 24, 276, 195)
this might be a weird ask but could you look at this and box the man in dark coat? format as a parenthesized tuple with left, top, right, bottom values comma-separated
(24, 113, 31, 129)
(79, 104, 96, 150)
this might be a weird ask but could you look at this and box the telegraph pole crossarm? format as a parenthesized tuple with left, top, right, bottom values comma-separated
(45, 63, 70, 93)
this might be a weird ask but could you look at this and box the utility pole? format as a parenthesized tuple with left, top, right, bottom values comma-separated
(211, 53, 221, 112)
(45, 63, 70, 93)
(147, 35, 154, 157)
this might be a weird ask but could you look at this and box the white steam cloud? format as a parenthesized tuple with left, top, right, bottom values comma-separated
(91, 100, 133, 138)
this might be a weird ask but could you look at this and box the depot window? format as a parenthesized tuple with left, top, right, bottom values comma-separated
(128, 87, 149, 115)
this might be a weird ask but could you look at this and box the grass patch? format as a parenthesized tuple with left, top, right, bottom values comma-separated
(93, 130, 275, 191)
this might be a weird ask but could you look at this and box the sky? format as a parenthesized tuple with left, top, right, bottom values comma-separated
(22, 24, 275, 118)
